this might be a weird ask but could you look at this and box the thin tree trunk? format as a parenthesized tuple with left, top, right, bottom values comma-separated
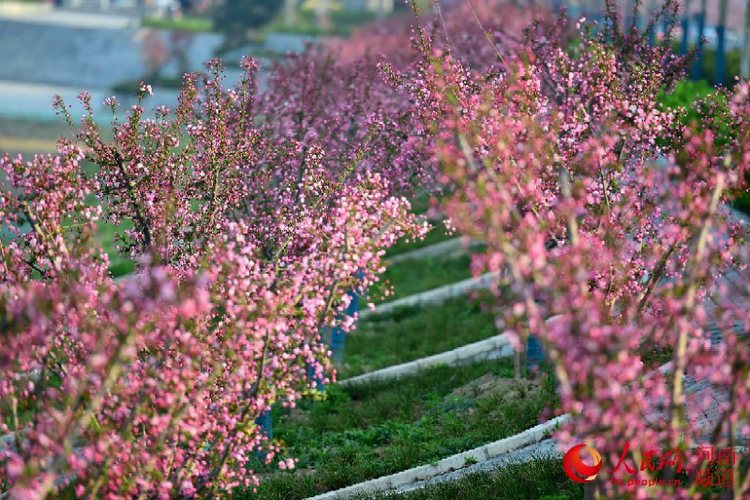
(283, 0, 297, 27)
(647, 0, 657, 44)
(378, 0, 394, 18)
(716, 0, 728, 84)
(742, 0, 750, 78)
(628, 0, 639, 31)
(681, 0, 692, 54)
(691, 0, 707, 79)
(315, 0, 331, 31)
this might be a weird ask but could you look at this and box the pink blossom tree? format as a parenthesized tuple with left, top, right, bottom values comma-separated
(0, 58, 423, 497)
(411, 5, 750, 496)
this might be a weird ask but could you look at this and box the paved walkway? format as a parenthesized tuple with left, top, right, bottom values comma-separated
(0, 79, 180, 122)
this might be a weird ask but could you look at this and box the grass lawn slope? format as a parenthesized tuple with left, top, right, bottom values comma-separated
(371, 253, 474, 303)
(242, 360, 556, 499)
(339, 293, 499, 379)
(384, 458, 582, 500)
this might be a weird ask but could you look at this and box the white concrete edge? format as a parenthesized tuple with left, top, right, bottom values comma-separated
(306, 415, 570, 500)
(386, 237, 463, 264)
(320, 359, 713, 499)
(314, 205, 750, 498)
(386, 237, 480, 264)
(339, 334, 513, 387)
(343, 315, 565, 388)
(360, 272, 498, 319)
(396, 438, 560, 494)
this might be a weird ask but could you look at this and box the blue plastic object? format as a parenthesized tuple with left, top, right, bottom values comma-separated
(716, 24, 726, 84)
(526, 335, 544, 371)
(329, 287, 360, 363)
(691, 11, 706, 79)
(255, 410, 273, 439)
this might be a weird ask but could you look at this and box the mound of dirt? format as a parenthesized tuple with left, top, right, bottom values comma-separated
(448, 373, 539, 401)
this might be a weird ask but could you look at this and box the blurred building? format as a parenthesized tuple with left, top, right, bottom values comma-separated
(60, 0, 177, 16)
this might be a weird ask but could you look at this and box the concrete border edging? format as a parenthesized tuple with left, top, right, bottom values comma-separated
(386, 237, 481, 264)
(306, 415, 569, 500)
(394, 438, 560, 493)
(339, 334, 513, 387)
(361, 272, 498, 319)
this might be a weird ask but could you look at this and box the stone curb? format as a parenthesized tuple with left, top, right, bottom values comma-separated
(323, 355, 723, 499)
(386, 237, 477, 264)
(306, 415, 569, 500)
(339, 334, 513, 387)
(360, 272, 498, 319)
(395, 438, 560, 494)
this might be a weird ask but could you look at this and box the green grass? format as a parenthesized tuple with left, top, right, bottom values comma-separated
(658, 79, 733, 146)
(96, 220, 135, 278)
(658, 79, 750, 216)
(658, 79, 715, 125)
(385, 225, 456, 257)
(383, 458, 582, 499)
(141, 16, 214, 33)
(263, 8, 378, 37)
(734, 193, 750, 216)
(112, 77, 184, 94)
(340, 294, 499, 378)
(405, 189, 451, 217)
(242, 360, 556, 499)
(372, 253, 473, 303)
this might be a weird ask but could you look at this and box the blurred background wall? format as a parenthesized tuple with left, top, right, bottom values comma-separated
(0, 0, 748, 156)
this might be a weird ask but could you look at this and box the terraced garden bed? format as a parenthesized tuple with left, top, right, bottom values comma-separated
(339, 294, 499, 379)
(385, 225, 456, 257)
(385, 458, 582, 500)
(242, 360, 557, 499)
(236, 219, 560, 499)
(371, 253, 474, 303)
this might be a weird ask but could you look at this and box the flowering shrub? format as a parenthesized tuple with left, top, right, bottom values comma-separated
(412, 6, 750, 496)
(327, 0, 541, 70)
(259, 49, 431, 195)
(5, 0, 750, 496)
(0, 59, 423, 497)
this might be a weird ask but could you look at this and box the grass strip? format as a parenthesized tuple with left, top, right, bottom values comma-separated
(372, 253, 473, 304)
(340, 294, 499, 379)
(242, 360, 556, 499)
(141, 16, 214, 32)
(381, 458, 582, 500)
(385, 225, 456, 257)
